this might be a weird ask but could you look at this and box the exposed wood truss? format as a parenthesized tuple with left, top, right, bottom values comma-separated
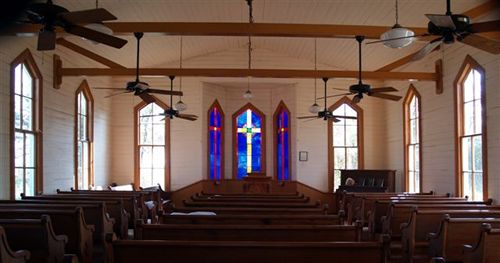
(56, 38, 125, 69)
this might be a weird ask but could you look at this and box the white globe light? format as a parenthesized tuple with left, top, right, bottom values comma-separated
(243, 89, 253, 99)
(380, 24, 415, 49)
(82, 23, 114, 45)
(175, 100, 188, 112)
(308, 102, 321, 114)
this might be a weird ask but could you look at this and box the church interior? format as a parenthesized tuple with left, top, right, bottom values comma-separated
(0, 0, 499, 262)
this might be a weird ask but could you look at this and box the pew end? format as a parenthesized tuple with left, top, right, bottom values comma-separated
(0, 226, 31, 263)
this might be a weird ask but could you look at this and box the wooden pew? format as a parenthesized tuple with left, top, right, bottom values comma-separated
(10, 198, 128, 240)
(160, 214, 344, 225)
(23, 194, 140, 230)
(401, 209, 500, 263)
(428, 216, 500, 263)
(0, 226, 30, 263)
(183, 199, 320, 208)
(169, 206, 329, 215)
(191, 194, 310, 203)
(107, 236, 390, 263)
(0, 208, 93, 263)
(463, 223, 500, 263)
(135, 221, 362, 242)
(0, 215, 67, 263)
(199, 191, 303, 198)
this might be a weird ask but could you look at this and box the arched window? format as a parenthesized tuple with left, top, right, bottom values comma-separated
(328, 97, 363, 192)
(273, 101, 291, 181)
(134, 99, 170, 190)
(403, 85, 422, 193)
(10, 49, 43, 199)
(75, 80, 94, 190)
(455, 55, 487, 201)
(232, 103, 266, 180)
(208, 100, 224, 181)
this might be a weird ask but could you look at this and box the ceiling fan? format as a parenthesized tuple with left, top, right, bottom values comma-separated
(411, 0, 500, 60)
(20, 0, 127, 50)
(297, 77, 357, 122)
(320, 36, 402, 104)
(160, 76, 199, 121)
(94, 32, 182, 102)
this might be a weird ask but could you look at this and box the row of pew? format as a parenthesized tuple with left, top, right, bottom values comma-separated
(339, 191, 500, 262)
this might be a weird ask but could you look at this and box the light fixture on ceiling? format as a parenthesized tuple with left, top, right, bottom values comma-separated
(243, 0, 254, 100)
(175, 36, 188, 112)
(380, 0, 414, 49)
(309, 38, 321, 114)
(83, 0, 114, 45)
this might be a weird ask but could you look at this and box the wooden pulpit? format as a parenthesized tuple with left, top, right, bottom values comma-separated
(243, 172, 271, 193)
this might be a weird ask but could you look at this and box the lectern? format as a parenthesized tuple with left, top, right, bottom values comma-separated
(243, 172, 271, 193)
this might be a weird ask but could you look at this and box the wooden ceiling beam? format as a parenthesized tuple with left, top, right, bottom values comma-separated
(4, 22, 428, 39)
(56, 38, 125, 68)
(60, 67, 436, 81)
(376, 46, 441, 72)
(463, 0, 499, 19)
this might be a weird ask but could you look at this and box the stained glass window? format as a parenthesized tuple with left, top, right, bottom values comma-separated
(456, 57, 486, 201)
(329, 98, 362, 192)
(75, 81, 93, 190)
(136, 102, 167, 190)
(234, 104, 265, 180)
(404, 85, 421, 193)
(274, 102, 290, 181)
(208, 101, 224, 181)
(11, 50, 41, 200)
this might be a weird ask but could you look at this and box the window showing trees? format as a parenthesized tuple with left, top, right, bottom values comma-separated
(75, 80, 93, 190)
(11, 49, 42, 199)
(404, 85, 421, 193)
(328, 97, 363, 192)
(455, 56, 487, 201)
(135, 100, 169, 190)
(274, 101, 290, 181)
(233, 103, 265, 180)
(208, 100, 224, 181)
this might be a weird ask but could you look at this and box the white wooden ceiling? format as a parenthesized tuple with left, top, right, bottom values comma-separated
(54, 0, 492, 72)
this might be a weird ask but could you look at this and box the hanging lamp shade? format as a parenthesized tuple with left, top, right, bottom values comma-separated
(243, 89, 253, 99)
(380, 24, 415, 48)
(308, 102, 321, 113)
(175, 100, 187, 111)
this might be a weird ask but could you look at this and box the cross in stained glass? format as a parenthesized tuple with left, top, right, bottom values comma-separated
(237, 109, 261, 174)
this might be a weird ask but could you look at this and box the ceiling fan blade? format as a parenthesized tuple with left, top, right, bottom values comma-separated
(460, 34, 500, 54)
(425, 14, 456, 30)
(317, 93, 352, 100)
(411, 37, 443, 61)
(370, 87, 398, 93)
(139, 93, 156, 104)
(332, 115, 357, 120)
(177, 113, 198, 121)
(59, 8, 117, 24)
(104, 91, 129, 98)
(93, 87, 124, 90)
(332, 88, 350, 91)
(366, 34, 427, 45)
(297, 116, 319, 119)
(369, 92, 402, 101)
(37, 30, 56, 50)
(469, 20, 500, 34)
(65, 24, 127, 49)
(147, 88, 183, 96)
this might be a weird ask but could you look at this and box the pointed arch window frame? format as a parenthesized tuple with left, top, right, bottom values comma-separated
(273, 101, 291, 181)
(134, 97, 171, 191)
(74, 80, 94, 190)
(327, 96, 364, 193)
(232, 103, 266, 180)
(403, 84, 422, 193)
(207, 99, 225, 181)
(10, 49, 43, 199)
(454, 55, 488, 200)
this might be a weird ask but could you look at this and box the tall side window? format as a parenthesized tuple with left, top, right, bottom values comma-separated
(232, 103, 266, 180)
(455, 55, 487, 201)
(403, 85, 422, 193)
(273, 101, 291, 181)
(75, 80, 94, 190)
(328, 97, 363, 192)
(10, 49, 42, 199)
(208, 100, 224, 181)
(134, 99, 170, 190)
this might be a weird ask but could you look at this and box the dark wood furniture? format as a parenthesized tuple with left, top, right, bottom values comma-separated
(463, 224, 500, 263)
(338, 170, 396, 192)
(0, 226, 30, 263)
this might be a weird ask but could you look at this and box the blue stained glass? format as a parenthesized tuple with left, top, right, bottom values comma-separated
(235, 108, 263, 180)
(276, 109, 290, 181)
(208, 106, 223, 180)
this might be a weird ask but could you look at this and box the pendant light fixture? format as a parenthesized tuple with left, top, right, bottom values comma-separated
(380, 0, 414, 48)
(243, 0, 253, 100)
(309, 38, 321, 114)
(174, 36, 188, 112)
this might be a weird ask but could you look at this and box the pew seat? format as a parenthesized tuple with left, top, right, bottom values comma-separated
(160, 214, 343, 225)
